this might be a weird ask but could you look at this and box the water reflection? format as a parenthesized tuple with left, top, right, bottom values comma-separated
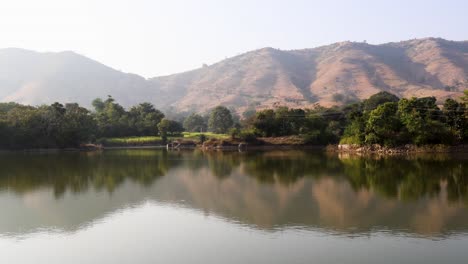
(0, 150, 467, 237)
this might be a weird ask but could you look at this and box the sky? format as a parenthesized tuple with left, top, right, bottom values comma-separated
(0, 0, 466, 77)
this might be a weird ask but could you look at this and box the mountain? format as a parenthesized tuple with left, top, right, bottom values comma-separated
(1, 38, 467, 113)
(0, 48, 158, 107)
(151, 38, 467, 113)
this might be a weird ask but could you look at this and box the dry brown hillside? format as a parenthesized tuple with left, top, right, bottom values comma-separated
(1, 38, 466, 112)
(151, 38, 467, 113)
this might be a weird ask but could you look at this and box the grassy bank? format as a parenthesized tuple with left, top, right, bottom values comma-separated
(99, 132, 229, 147)
(98, 136, 163, 147)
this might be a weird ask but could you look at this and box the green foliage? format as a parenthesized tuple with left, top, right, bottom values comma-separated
(340, 119, 365, 145)
(182, 132, 228, 140)
(443, 98, 467, 142)
(363, 91, 399, 112)
(239, 129, 257, 143)
(0, 91, 466, 149)
(183, 113, 207, 132)
(99, 136, 162, 146)
(128, 103, 165, 136)
(0, 102, 20, 113)
(461, 90, 468, 104)
(93, 96, 131, 137)
(252, 109, 276, 137)
(365, 102, 406, 146)
(398, 97, 453, 145)
(0, 102, 96, 149)
(92, 96, 165, 138)
(229, 128, 240, 140)
(157, 118, 184, 138)
(208, 106, 234, 133)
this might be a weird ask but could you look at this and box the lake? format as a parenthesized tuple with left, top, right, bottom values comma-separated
(0, 149, 467, 264)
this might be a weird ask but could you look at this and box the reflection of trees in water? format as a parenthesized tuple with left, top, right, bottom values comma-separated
(0, 150, 467, 203)
(240, 152, 468, 204)
(0, 150, 467, 235)
(341, 156, 467, 204)
(0, 150, 180, 198)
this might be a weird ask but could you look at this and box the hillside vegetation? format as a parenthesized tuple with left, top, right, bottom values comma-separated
(0, 91, 466, 149)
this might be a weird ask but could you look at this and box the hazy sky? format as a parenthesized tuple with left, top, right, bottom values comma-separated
(0, 0, 466, 77)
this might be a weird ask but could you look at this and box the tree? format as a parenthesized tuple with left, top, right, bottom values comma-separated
(93, 96, 130, 137)
(208, 106, 234, 133)
(443, 98, 467, 142)
(158, 118, 184, 137)
(62, 103, 97, 147)
(462, 90, 468, 104)
(92, 98, 105, 112)
(129, 103, 164, 136)
(0, 102, 98, 149)
(340, 103, 366, 145)
(183, 113, 207, 132)
(398, 97, 453, 145)
(253, 109, 276, 137)
(0, 102, 20, 113)
(363, 91, 400, 112)
(274, 107, 306, 136)
(365, 102, 406, 146)
(302, 113, 329, 144)
(0, 118, 8, 148)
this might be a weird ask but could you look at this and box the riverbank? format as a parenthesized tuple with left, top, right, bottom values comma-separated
(2, 136, 467, 154)
(327, 144, 468, 154)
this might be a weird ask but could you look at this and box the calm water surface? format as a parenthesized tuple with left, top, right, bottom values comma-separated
(0, 149, 467, 263)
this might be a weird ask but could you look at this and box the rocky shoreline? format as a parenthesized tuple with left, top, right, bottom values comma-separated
(328, 144, 468, 154)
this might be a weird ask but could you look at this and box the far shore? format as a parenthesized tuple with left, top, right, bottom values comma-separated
(2, 142, 468, 154)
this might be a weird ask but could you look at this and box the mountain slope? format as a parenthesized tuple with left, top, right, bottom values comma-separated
(0, 38, 467, 112)
(151, 38, 467, 112)
(0, 48, 158, 107)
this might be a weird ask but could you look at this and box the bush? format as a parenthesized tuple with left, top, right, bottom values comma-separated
(239, 130, 257, 143)
(340, 135, 362, 145)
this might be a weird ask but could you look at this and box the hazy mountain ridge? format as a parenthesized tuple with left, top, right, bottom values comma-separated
(0, 48, 159, 107)
(1, 38, 467, 112)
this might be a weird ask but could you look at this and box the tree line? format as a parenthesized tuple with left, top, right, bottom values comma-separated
(0, 91, 467, 149)
(243, 91, 468, 146)
(0, 96, 237, 149)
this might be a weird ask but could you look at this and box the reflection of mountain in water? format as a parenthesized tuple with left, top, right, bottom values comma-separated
(0, 150, 467, 237)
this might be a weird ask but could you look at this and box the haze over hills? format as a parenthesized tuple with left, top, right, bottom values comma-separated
(0, 38, 467, 113)
(0, 48, 159, 107)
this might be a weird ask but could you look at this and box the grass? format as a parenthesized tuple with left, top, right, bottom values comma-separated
(181, 132, 229, 140)
(99, 136, 163, 146)
(100, 132, 229, 147)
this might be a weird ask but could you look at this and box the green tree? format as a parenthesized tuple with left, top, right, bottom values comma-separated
(129, 103, 164, 136)
(462, 90, 468, 104)
(62, 103, 97, 147)
(443, 98, 467, 142)
(91, 98, 105, 112)
(363, 91, 400, 112)
(302, 113, 329, 144)
(93, 96, 130, 137)
(252, 109, 275, 137)
(208, 106, 234, 134)
(183, 113, 207, 132)
(0, 102, 20, 113)
(365, 102, 406, 146)
(398, 97, 453, 145)
(158, 118, 184, 138)
(340, 103, 366, 144)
